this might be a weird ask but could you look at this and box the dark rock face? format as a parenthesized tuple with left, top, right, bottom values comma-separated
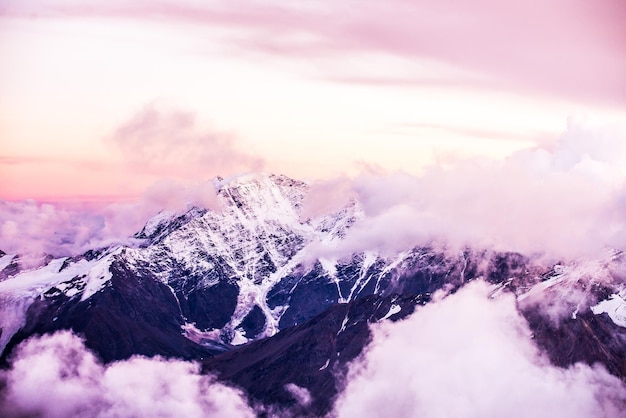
(274, 249, 535, 333)
(175, 280, 239, 331)
(524, 308, 626, 379)
(203, 293, 427, 416)
(0, 260, 19, 282)
(240, 305, 266, 340)
(1, 260, 227, 365)
(278, 264, 341, 329)
(202, 286, 626, 417)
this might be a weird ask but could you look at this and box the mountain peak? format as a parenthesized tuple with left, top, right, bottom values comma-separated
(2, 170, 626, 418)
(213, 172, 302, 191)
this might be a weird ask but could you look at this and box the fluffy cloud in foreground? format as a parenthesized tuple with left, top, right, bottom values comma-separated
(0, 332, 254, 418)
(334, 281, 626, 418)
(304, 119, 626, 262)
(2, 287, 624, 418)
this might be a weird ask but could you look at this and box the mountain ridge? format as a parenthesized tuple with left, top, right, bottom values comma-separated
(1, 172, 625, 415)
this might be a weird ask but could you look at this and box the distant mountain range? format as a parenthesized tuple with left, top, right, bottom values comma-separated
(1, 173, 625, 416)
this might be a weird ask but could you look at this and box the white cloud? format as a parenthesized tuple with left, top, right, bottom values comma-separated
(0, 331, 255, 418)
(0, 179, 221, 258)
(284, 383, 312, 407)
(304, 119, 626, 263)
(333, 281, 626, 418)
(109, 103, 264, 178)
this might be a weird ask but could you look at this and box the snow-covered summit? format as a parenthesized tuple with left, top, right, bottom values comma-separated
(0, 173, 360, 352)
(2, 173, 626, 366)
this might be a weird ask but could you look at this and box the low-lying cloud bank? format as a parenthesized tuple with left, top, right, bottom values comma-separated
(2, 118, 625, 264)
(2, 282, 625, 417)
(334, 281, 626, 418)
(304, 118, 626, 263)
(0, 179, 221, 258)
(0, 331, 255, 418)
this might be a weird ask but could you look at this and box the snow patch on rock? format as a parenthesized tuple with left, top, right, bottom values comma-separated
(592, 291, 626, 328)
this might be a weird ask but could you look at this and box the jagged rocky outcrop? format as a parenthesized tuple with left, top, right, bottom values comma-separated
(203, 292, 427, 416)
(1, 259, 229, 365)
(1, 173, 502, 358)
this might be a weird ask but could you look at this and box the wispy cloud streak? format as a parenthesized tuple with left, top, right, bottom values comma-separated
(4, 0, 625, 105)
(109, 104, 263, 179)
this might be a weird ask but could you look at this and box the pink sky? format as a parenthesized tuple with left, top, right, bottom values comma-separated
(1, 0, 625, 200)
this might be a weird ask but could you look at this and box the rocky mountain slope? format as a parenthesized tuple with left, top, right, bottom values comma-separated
(1, 173, 625, 415)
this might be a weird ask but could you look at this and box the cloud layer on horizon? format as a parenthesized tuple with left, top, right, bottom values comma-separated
(303, 118, 626, 262)
(0, 179, 221, 258)
(2, 118, 625, 263)
(1, 102, 267, 258)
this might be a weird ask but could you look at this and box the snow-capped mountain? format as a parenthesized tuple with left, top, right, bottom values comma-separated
(1, 173, 625, 415)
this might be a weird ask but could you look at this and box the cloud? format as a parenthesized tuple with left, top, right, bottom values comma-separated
(4, 116, 626, 264)
(400, 123, 551, 143)
(304, 119, 626, 262)
(0, 179, 221, 258)
(109, 104, 264, 179)
(1, 99, 267, 258)
(0, 102, 263, 202)
(284, 383, 312, 408)
(0, 200, 108, 259)
(333, 281, 626, 418)
(101, 178, 221, 240)
(0, 331, 255, 418)
(300, 176, 355, 220)
(6, 0, 625, 106)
